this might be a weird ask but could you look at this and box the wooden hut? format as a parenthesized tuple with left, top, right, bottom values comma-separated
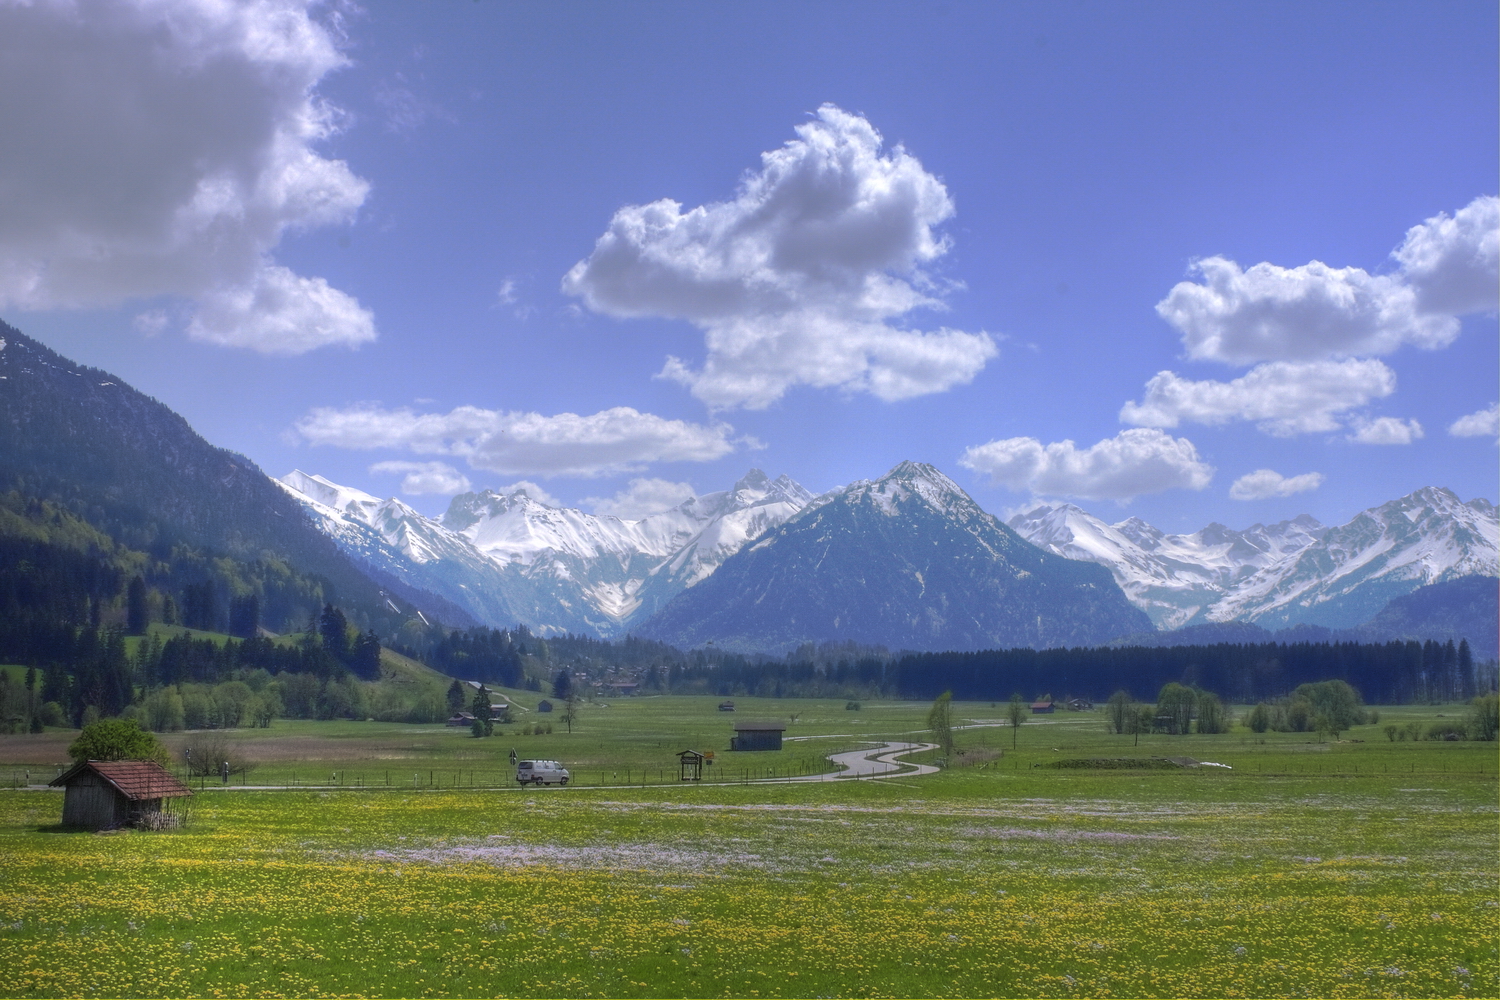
(730, 720, 785, 751)
(1031, 699, 1056, 714)
(50, 760, 192, 830)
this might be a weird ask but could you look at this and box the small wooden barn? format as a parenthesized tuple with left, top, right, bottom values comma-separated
(730, 720, 785, 751)
(50, 760, 192, 830)
(1031, 699, 1056, 714)
(536, 699, 554, 713)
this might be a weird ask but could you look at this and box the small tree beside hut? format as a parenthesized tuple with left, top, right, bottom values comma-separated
(68, 718, 168, 766)
(56, 718, 190, 829)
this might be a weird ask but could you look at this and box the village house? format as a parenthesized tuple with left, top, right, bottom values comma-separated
(50, 760, 192, 830)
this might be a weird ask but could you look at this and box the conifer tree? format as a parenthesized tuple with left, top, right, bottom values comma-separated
(126, 576, 149, 635)
(319, 605, 351, 663)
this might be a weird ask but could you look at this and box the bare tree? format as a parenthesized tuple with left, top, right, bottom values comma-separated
(1006, 693, 1027, 750)
(180, 732, 254, 781)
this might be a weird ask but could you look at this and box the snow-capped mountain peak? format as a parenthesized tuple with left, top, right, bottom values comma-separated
(834, 460, 975, 519)
(279, 467, 812, 636)
(1009, 487, 1497, 631)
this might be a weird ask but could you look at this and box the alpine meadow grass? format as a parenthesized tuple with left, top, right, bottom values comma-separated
(0, 699, 1494, 997)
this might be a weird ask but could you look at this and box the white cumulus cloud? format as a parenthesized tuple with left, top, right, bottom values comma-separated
(0, 0, 373, 353)
(294, 404, 738, 478)
(1449, 403, 1499, 438)
(187, 265, 374, 353)
(1392, 195, 1500, 316)
(959, 428, 1214, 501)
(1119, 359, 1396, 436)
(1348, 416, 1424, 445)
(1153, 196, 1495, 368)
(1229, 469, 1325, 501)
(1155, 257, 1455, 365)
(368, 461, 472, 496)
(584, 478, 697, 520)
(563, 104, 995, 409)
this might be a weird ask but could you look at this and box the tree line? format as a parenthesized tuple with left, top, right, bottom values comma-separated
(891, 638, 1494, 705)
(0, 602, 405, 734)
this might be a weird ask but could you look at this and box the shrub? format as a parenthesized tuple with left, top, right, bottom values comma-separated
(1246, 703, 1272, 734)
(1383, 724, 1399, 742)
(1426, 721, 1465, 742)
(1195, 692, 1227, 734)
(1466, 693, 1498, 741)
(181, 686, 212, 729)
(140, 688, 185, 732)
(1292, 680, 1366, 731)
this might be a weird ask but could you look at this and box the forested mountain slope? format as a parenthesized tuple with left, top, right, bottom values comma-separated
(0, 320, 460, 635)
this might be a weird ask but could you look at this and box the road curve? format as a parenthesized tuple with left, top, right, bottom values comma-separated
(786, 740, 940, 781)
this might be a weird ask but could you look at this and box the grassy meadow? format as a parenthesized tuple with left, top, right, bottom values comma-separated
(0, 699, 1495, 998)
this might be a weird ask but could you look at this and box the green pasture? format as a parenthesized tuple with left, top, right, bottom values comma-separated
(2, 697, 1495, 790)
(0, 700, 1495, 997)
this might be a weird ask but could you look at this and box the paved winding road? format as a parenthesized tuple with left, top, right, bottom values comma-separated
(784, 740, 940, 781)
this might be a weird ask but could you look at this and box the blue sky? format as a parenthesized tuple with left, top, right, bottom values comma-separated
(4, 1, 1496, 531)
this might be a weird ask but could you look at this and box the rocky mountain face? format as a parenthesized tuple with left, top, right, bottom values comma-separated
(634, 461, 1154, 654)
(0, 321, 456, 633)
(1009, 487, 1498, 631)
(278, 468, 814, 637)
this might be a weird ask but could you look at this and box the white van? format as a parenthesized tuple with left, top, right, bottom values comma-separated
(515, 760, 570, 786)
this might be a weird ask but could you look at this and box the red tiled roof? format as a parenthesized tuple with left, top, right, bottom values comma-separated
(50, 760, 192, 800)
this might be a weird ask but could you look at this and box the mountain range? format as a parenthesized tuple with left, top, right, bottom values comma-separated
(4, 317, 1493, 659)
(278, 468, 813, 637)
(1008, 488, 1498, 631)
(284, 453, 1497, 655)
